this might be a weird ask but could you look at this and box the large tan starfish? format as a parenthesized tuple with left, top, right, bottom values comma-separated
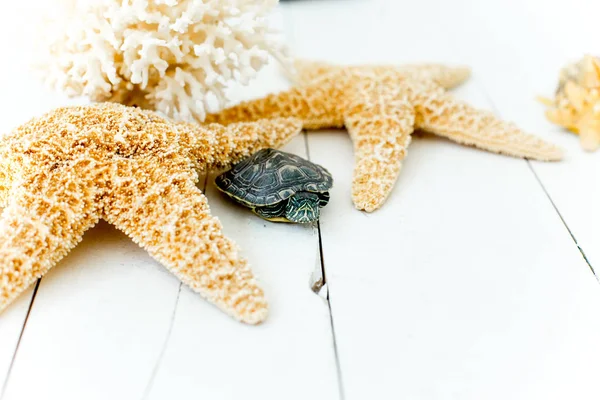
(0, 103, 302, 324)
(206, 60, 563, 212)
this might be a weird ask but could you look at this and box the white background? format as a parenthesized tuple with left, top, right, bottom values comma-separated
(0, 0, 599, 399)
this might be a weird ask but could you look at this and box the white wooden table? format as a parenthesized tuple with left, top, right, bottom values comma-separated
(1, 0, 599, 399)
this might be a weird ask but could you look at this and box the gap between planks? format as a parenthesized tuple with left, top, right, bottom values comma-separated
(474, 78, 598, 280)
(281, 5, 347, 397)
(1, 142, 345, 398)
(0, 82, 590, 400)
(303, 131, 346, 400)
(140, 283, 183, 399)
(0, 281, 40, 400)
(0, 172, 206, 399)
(424, 0, 600, 286)
(140, 172, 209, 399)
(525, 162, 596, 279)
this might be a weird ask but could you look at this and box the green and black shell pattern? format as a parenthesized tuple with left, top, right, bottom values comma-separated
(215, 148, 333, 207)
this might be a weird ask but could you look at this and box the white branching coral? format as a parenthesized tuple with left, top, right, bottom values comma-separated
(38, 0, 289, 121)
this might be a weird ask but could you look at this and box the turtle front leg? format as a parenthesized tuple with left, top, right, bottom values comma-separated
(254, 201, 288, 222)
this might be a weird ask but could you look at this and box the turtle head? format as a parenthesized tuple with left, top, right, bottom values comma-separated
(285, 192, 321, 223)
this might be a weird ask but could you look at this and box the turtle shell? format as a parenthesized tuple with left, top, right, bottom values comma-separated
(215, 148, 333, 207)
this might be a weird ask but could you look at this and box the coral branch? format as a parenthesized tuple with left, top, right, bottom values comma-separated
(37, 0, 290, 122)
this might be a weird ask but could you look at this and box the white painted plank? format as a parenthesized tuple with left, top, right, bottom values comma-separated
(0, 291, 33, 393)
(2, 223, 184, 400)
(287, 0, 600, 398)
(0, 3, 80, 389)
(143, 23, 338, 397)
(309, 95, 600, 400)
(0, 6, 180, 397)
(309, 118, 600, 399)
(0, 0, 597, 399)
(0, 6, 339, 397)
(145, 135, 340, 400)
(432, 0, 600, 270)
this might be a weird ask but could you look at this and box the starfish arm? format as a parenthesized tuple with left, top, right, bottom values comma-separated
(344, 80, 416, 212)
(103, 158, 267, 324)
(205, 80, 347, 129)
(413, 82, 564, 161)
(396, 64, 471, 89)
(291, 59, 340, 84)
(0, 171, 99, 311)
(185, 118, 303, 171)
(0, 135, 11, 207)
(292, 59, 471, 89)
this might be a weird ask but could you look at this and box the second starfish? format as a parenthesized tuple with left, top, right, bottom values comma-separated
(206, 60, 563, 212)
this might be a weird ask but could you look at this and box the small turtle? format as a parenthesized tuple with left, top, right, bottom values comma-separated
(215, 148, 333, 223)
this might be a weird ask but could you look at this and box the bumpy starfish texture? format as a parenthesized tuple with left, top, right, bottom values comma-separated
(540, 55, 600, 151)
(0, 103, 302, 324)
(289, 59, 472, 90)
(206, 60, 564, 212)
